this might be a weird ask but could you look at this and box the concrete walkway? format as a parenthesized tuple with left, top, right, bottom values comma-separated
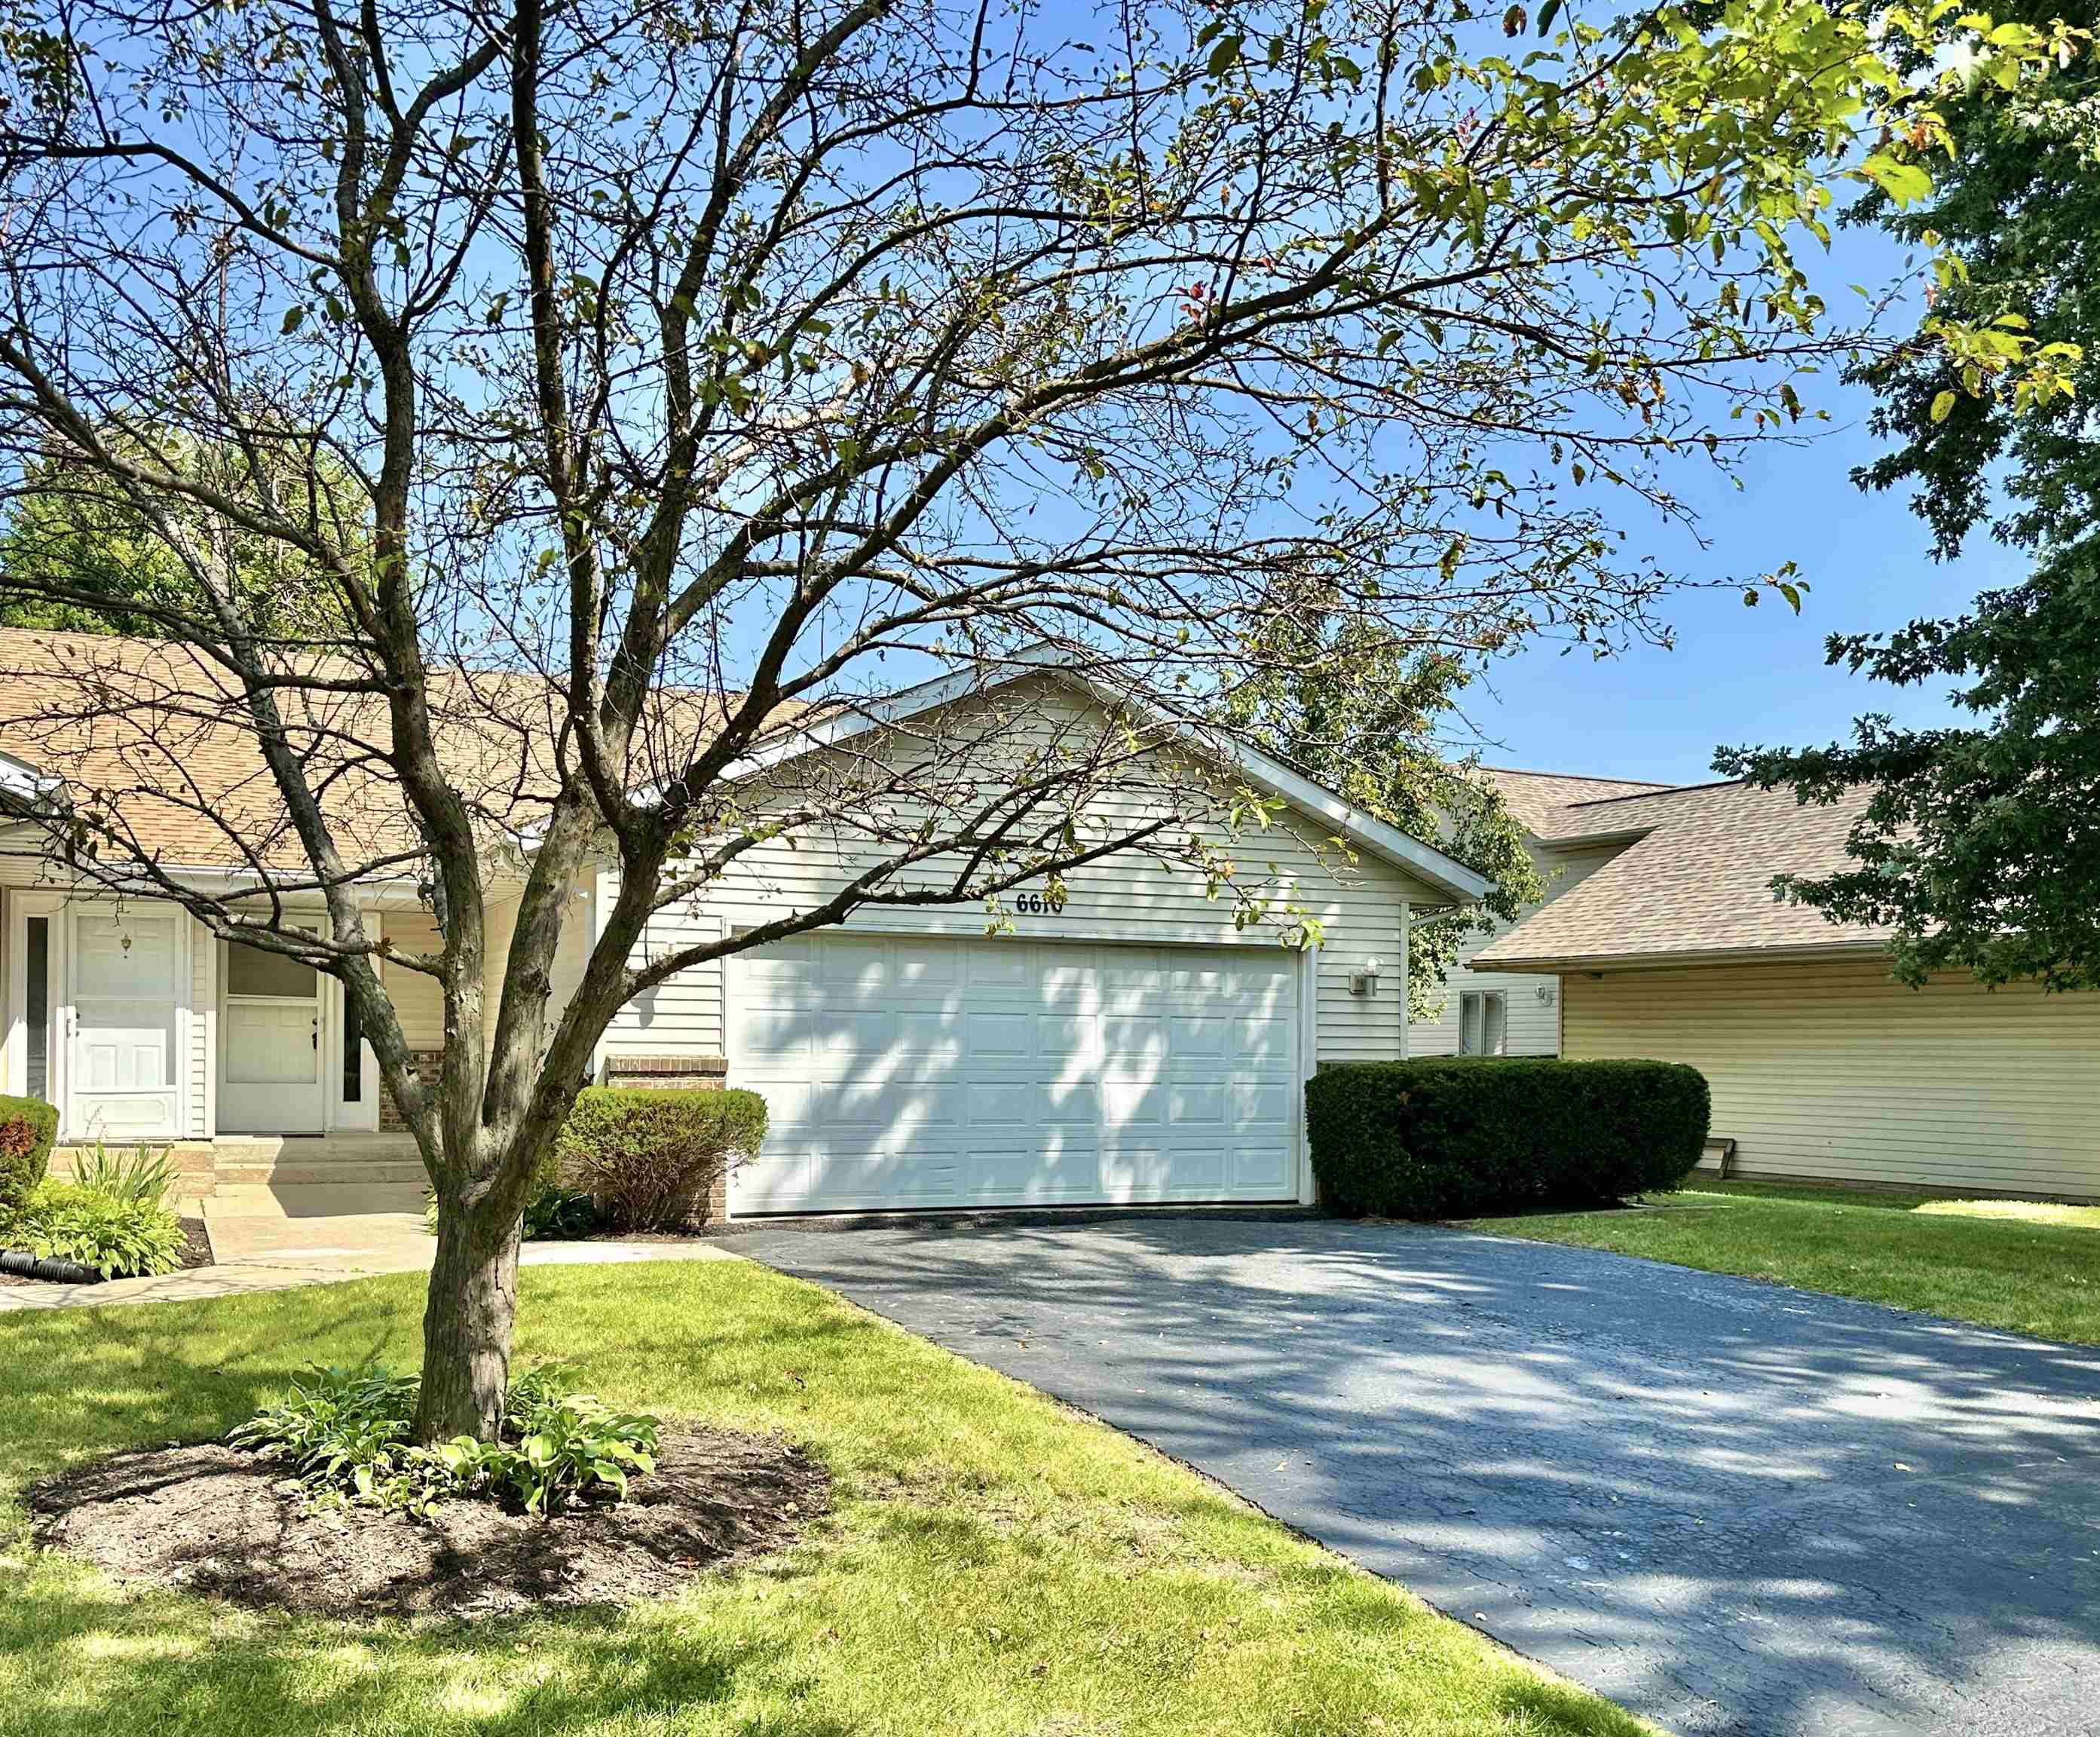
(728, 1214, 2100, 1737)
(0, 1187, 733, 1312)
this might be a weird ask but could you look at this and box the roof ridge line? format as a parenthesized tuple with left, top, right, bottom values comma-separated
(1561, 776, 1746, 810)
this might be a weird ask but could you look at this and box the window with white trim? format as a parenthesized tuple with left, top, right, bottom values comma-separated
(1459, 990, 1506, 1056)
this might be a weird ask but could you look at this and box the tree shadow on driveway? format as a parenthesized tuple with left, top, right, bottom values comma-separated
(724, 1215, 2100, 1737)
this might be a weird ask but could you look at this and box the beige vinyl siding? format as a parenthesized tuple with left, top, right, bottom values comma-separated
(596, 683, 1441, 1068)
(600, 881, 726, 1059)
(380, 911, 445, 1049)
(481, 892, 521, 1063)
(545, 874, 593, 1031)
(1563, 957, 2100, 1201)
(1411, 843, 1621, 1057)
(601, 831, 1418, 1068)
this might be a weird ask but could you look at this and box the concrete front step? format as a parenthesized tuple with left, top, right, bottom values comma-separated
(205, 1181, 432, 1219)
(213, 1160, 428, 1188)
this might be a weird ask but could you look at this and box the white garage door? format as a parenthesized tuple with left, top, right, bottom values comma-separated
(727, 933, 1303, 1214)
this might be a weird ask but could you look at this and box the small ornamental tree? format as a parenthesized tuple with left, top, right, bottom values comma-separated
(0, 0, 2080, 1441)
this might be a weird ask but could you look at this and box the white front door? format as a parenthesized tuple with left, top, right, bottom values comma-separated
(68, 908, 183, 1141)
(219, 939, 324, 1132)
(728, 934, 1302, 1214)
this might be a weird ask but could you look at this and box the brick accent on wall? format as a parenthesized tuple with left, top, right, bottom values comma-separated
(378, 1049, 446, 1130)
(599, 1054, 728, 1091)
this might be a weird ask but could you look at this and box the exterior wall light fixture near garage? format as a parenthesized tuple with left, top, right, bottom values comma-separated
(1350, 957, 1381, 997)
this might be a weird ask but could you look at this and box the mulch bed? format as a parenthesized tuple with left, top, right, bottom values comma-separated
(26, 1423, 828, 1620)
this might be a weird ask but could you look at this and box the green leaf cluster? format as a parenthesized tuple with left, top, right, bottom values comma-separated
(1, 1180, 185, 1279)
(231, 1361, 661, 1518)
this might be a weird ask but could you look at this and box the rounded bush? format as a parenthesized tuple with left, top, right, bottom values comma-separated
(552, 1087, 768, 1232)
(1305, 1057, 1710, 1219)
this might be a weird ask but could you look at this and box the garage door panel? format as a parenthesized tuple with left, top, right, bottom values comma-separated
(1101, 1014, 1165, 1071)
(1170, 1013, 1231, 1062)
(1103, 1078, 1161, 1128)
(890, 942, 962, 993)
(1169, 1081, 1230, 1126)
(1039, 1079, 1102, 1124)
(1038, 957, 1098, 1006)
(1103, 1142, 1228, 1199)
(966, 1080, 1036, 1127)
(1228, 1143, 1293, 1195)
(1039, 1015, 1098, 1067)
(1238, 964, 1294, 1015)
(968, 1144, 1102, 1202)
(965, 946, 1031, 991)
(1105, 1078, 1230, 1129)
(738, 1007, 818, 1062)
(806, 1153, 962, 1207)
(965, 1009, 1033, 1065)
(748, 1077, 816, 1139)
(729, 936, 1300, 1213)
(1229, 1079, 1296, 1128)
(738, 936, 813, 984)
(1235, 1014, 1295, 1068)
(815, 1078, 962, 1135)
(734, 1150, 815, 1209)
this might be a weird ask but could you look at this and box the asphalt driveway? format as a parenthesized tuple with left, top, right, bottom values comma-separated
(724, 1215, 2100, 1737)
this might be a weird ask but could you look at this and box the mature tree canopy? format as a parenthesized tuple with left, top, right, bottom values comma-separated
(1849, 0, 2100, 562)
(1723, 0, 2100, 990)
(0, 439, 362, 634)
(1722, 559, 2100, 990)
(1234, 612, 1544, 1019)
(0, 0, 2077, 1438)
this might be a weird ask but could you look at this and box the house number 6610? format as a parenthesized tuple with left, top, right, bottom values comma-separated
(1015, 891, 1060, 916)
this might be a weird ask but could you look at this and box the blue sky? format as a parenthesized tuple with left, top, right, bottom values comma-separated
(1459, 229, 2019, 787)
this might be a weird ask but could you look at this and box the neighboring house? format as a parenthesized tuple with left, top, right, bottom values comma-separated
(1471, 777, 2100, 1203)
(0, 629, 1490, 1217)
(1407, 769, 1668, 1058)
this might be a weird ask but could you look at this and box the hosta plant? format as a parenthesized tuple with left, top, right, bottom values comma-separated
(232, 1362, 658, 1518)
(5, 1182, 185, 1279)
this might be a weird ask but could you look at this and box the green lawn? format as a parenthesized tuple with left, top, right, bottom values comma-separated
(0, 1260, 1645, 1737)
(1482, 1180, 2100, 1344)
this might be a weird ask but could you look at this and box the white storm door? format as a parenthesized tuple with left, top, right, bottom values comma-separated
(67, 908, 183, 1141)
(219, 939, 324, 1132)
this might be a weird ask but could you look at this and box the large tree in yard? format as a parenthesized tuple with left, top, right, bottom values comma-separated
(0, 0, 2077, 1439)
(1719, 0, 2100, 990)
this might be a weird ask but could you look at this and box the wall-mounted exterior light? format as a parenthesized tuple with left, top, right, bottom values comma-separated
(1350, 957, 1382, 997)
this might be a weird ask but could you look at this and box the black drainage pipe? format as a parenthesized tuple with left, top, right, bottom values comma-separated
(0, 1248, 104, 1285)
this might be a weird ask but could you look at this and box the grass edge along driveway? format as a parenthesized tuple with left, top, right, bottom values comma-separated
(0, 1258, 1651, 1737)
(1482, 1181, 2100, 1346)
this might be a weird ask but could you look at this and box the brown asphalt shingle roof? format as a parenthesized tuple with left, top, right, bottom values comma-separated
(0, 626, 730, 875)
(1476, 767, 1679, 838)
(1474, 778, 1893, 969)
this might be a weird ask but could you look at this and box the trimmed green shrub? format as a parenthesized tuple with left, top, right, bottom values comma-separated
(231, 1362, 659, 1517)
(0, 1094, 59, 1211)
(4, 1180, 187, 1278)
(1306, 1057, 1710, 1219)
(553, 1086, 767, 1232)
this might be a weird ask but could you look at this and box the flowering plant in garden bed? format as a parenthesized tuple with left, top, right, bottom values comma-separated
(231, 1362, 660, 1518)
